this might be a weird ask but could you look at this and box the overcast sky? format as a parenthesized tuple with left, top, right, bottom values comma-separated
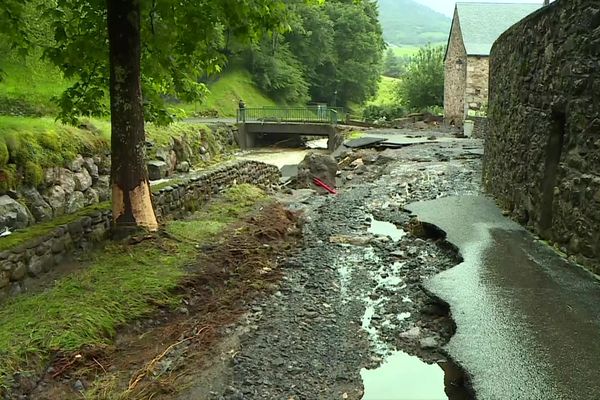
(414, 0, 546, 17)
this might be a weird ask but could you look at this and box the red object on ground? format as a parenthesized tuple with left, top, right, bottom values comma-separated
(312, 177, 337, 194)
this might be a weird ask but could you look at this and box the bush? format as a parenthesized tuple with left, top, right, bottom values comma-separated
(0, 166, 17, 195)
(362, 104, 406, 122)
(397, 45, 444, 110)
(24, 161, 44, 187)
(0, 139, 8, 167)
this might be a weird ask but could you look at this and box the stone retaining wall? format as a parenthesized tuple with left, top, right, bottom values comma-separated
(0, 123, 238, 233)
(0, 160, 280, 301)
(484, 0, 600, 273)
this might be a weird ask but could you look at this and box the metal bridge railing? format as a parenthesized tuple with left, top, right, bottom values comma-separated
(237, 106, 339, 125)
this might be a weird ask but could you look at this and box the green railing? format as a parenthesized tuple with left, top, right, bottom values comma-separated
(237, 106, 339, 125)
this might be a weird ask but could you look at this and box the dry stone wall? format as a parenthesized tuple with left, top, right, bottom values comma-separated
(0, 160, 279, 301)
(484, 0, 600, 273)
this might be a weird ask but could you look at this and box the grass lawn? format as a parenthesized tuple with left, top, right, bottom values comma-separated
(391, 45, 420, 58)
(368, 76, 401, 106)
(0, 55, 71, 116)
(0, 184, 267, 393)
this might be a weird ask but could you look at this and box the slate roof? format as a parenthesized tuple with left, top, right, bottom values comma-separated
(455, 2, 542, 56)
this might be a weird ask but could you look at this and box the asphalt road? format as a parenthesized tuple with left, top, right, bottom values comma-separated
(408, 196, 600, 400)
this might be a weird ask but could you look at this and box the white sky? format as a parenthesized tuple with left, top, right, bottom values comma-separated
(414, 0, 547, 17)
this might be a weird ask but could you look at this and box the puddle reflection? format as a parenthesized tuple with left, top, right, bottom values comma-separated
(361, 351, 472, 400)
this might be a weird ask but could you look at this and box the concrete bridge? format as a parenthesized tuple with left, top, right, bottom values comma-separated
(236, 107, 341, 152)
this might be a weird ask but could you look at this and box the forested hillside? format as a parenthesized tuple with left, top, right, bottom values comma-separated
(239, 0, 385, 107)
(378, 0, 450, 46)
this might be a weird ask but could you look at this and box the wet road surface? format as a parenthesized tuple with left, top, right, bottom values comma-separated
(408, 196, 600, 400)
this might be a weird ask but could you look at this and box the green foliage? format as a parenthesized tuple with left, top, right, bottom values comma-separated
(362, 104, 406, 122)
(246, 41, 310, 104)
(378, 0, 450, 46)
(397, 44, 445, 111)
(243, 0, 385, 107)
(382, 48, 409, 78)
(0, 165, 17, 194)
(23, 161, 43, 187)
(0, 139, 8, 167)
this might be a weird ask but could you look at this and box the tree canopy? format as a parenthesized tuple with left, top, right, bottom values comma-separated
(243, 0, 385, 107)
(397, 44, 444, 110)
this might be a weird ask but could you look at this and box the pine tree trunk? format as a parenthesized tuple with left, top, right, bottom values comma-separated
(107, 0, 158, 233)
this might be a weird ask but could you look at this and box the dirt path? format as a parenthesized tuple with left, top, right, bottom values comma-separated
(177, 132, 483, 400)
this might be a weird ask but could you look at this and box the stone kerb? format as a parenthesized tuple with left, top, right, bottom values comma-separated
(0, 160, 280, 301)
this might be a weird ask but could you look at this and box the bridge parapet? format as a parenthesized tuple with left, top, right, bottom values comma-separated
(237, 106, 340, 125)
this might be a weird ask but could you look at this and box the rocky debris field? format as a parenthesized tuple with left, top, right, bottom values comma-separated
(194, 132, 484, 400)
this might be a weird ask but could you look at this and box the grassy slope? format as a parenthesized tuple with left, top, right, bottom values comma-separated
(0, 51, 276, 119)
(177, 69, 276, 118)
(391, 45, 420, 57)
(367, 76, 401, 106)
(0, 184, 266, 391)
(0, 55, 71, 116)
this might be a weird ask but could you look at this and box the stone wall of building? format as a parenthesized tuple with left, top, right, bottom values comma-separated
(444, 10, 468, 126)
(465, 56, 489, 113)
(484, 0, 600, 273)
(0, 160, 279, 301)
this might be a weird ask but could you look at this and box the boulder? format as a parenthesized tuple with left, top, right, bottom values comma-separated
(83, 157, 100, 183)
(156, 148, 177, 175)
(94, 176, 111, 201)
(0, 195, 31, 230)
(173, 137, 193, 163)
(83, 188, 100, 206)
(148, 160, 168, 181)
(73, 169, 93, 191)
(21, 186, 53, 222)
(0, 270, 9, 289)
(94, 155, 111, 175)
(66, 191, 86, 214)
(176, 161, 191, 173)
(57, 168, 76, 194)
(42, 185, 67, 217)
(297, 152, 338, 194)
(70, 155, 85, 172)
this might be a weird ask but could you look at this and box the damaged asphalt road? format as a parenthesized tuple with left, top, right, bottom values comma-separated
(181, 128, 600, 400)
(185, 131, 484, 400)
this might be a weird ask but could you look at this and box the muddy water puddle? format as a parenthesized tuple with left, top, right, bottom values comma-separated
(361, 351, 469, 400)
(361, 351, 445, 400)
(368, 217, 406, 241)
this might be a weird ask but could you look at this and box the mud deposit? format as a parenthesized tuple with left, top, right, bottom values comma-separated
(198, 133, 483, 400)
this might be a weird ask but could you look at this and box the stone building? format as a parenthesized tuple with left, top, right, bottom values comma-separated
(484, 0, 600, 273)
(443, 3, 542, 125)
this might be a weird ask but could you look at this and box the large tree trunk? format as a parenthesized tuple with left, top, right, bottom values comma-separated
(107, 0, 158, 233)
